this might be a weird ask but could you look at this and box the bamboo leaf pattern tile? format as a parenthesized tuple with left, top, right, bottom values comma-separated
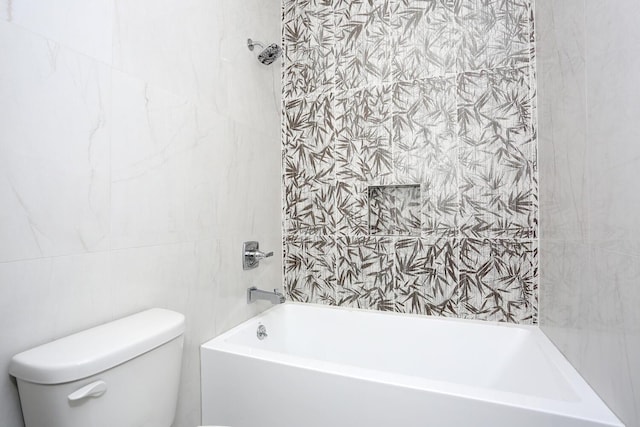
(455, 0, 531, 72)
(334, 84, 394, 184)
(391, 0, 458, 80)
(334, 0, 393, 90)
(282, 0, 538, 324)
(458, 238, 538, 323)
(284, 236, 337, 304)
(336, 236, 396, 311)
(335, 181, 369, 236)
(392, 76, 457, 184)
(394, 238, 460, 316)
(457, 66, 536, 239)
(284, 94, 336, 235)
(283, 0, 335, 98)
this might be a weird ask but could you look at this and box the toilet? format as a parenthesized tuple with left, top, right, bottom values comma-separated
(9, 308, 185, 427)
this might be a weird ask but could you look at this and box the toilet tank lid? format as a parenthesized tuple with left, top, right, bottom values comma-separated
(9, 308, 185, 385)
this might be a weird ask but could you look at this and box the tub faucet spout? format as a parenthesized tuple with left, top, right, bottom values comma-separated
(247, 287, 285, 304)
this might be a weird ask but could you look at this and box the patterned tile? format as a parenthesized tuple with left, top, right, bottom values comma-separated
(284, 181, 335, 235)
(334, 84, 394, 184)
(392, 76, 457, 184)
(284, 94, 336, 235)
(283, 94, 335, 186)
(284, 236, 337, 304)
(392, 77, 460, 237)
(421, 167, 459, 237)
(457, 67, 537, 239)
(335, 181, 369, 236)
(335, 236, 396, 311)
(456, 0, 532, 72)
(282, 0, 539, 324)
(369, 185, 421, 236)
(391, 0, 457, 80)
(458, 238, 537, 323)
(283, 0, 335, 99)
(334, 0, 393, 90)
(394, 238, 459, 316)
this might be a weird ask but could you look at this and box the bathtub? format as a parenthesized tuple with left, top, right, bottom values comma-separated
(201, 303, 623, 427)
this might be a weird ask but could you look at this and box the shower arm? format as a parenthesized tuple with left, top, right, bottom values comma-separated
(247, 38, 264, 51)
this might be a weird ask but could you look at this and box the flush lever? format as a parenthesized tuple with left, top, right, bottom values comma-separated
(68, 380, 107, 402)
(243, 241, 274, 270)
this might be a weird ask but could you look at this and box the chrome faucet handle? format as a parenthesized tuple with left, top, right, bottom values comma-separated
(249, 250, 273, 260)
(243, 241, 274, 270)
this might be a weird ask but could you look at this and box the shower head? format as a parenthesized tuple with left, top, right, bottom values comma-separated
(257, 43, 282, 65)
(247, 38, 282, 65)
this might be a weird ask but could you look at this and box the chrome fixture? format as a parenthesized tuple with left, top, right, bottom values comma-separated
(243, 241, 274, 270)
(256, 324, 268, 340)
(247, 38, 282, 65)
(247, 286, 285, 305)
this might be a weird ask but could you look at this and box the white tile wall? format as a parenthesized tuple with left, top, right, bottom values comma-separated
(0, 0, 281, 426)
(538, 0, 640, 425)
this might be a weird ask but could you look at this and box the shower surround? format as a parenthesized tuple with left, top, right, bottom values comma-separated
(282, 0, 538, 323)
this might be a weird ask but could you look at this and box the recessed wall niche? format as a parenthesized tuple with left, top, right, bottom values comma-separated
(368, 184, 421, 236)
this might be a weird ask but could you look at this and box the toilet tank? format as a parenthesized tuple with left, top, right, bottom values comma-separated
(9, 308, 185, 427)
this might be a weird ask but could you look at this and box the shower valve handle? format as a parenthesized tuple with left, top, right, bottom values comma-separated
(243, 241, 273, 270)
(247, 249, 273, 260)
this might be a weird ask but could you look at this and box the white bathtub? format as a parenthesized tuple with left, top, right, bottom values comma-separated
(201, 303, 622, 427)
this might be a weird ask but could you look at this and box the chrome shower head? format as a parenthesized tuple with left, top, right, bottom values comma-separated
(257, 43, 282, 65)
(247, 38, 282, 65)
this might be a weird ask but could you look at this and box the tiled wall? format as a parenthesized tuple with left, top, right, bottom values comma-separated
(0, 1, 281, 426)
(282, 0, 539, 323)
(537, 0, 640, 424)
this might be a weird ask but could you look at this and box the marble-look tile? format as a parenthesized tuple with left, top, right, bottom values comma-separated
(535, 0, 585, 65)
(538, 239, 589, 328)
(0, 3, 282, 427)
(586, 49, 640, 241)
(111, 70, 282, 248)
(586, 0, 640, 55)
(113, 0, 281, 132)
(0, 0, 9, 21)
(113, 0, 215, 102)
(211, 0, 282, 134)
(110, 71, 208, 249)
(0, 21, 110, 263)
(7, 0, 114, 64)
(543, 241, 640, 426)
(537, 32, 588, 240)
